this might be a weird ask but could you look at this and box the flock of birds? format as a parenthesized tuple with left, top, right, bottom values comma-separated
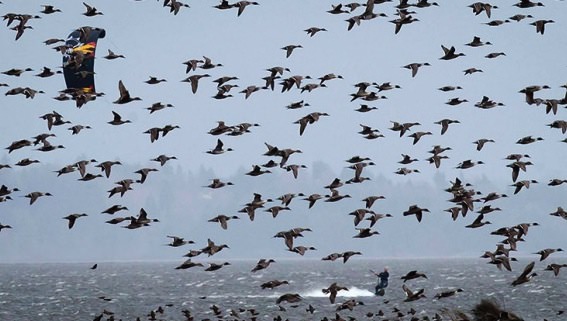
(1, 0, 566, 321)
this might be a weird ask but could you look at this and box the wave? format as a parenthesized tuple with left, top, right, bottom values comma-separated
(205, 293, 280, 299)
(301, 286, 375, 298)
(202, 286, 377, 300)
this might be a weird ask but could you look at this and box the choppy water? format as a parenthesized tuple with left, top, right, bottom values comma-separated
(0, 258, 565, 320)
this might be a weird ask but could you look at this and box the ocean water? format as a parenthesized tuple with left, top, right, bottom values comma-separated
(0, 258, 565, 320)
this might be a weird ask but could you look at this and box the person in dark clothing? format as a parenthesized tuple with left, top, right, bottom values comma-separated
(373, 267, 389, 295)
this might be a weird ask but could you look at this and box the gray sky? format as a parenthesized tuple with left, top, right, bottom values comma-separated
(0, 1, 566, 263)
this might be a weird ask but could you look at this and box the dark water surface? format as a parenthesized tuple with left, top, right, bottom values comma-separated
(0, 258, 565, 320)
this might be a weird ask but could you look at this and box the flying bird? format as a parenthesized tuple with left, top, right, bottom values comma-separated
(63, 213, 88, 229)
(403, 205, 430, 222)
(82, 2, 103, 16)
(511, 261, 537, 286)
(322, 282, 348, 304)
(113, 80, 141, 104)
(281, 45, 302, 58)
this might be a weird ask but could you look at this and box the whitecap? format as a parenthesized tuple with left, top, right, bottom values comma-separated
(301, 286, 375, 298)
(245, 293, 280, 298)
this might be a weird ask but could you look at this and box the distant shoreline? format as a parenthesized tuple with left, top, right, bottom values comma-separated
(1, 255, 556, 265)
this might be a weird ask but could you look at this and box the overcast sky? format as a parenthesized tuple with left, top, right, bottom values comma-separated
(0, 1, 566, 263)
